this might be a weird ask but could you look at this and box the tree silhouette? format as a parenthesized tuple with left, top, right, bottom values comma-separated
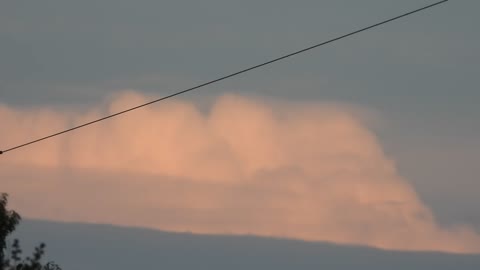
(0, 193, 61, 270)
(0, 193, 20, 265)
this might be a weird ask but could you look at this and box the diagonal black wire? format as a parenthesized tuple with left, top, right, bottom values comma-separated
(0, 0, 448, 155)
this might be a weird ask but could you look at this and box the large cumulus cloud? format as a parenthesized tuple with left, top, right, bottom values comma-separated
(1, 91, 479, 253)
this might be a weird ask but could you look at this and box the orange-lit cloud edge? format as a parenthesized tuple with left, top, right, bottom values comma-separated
(1, 91, 479, 254)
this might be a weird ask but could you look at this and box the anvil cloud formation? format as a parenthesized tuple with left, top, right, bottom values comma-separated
(1, 92, 479, 253)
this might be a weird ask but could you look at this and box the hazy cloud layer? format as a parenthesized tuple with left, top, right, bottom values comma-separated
(1, 92, 479, 253)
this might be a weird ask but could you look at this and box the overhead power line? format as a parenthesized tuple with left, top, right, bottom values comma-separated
(0, 0, 448, 155)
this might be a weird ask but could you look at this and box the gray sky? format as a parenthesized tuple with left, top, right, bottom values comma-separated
(1, 0, 479, 232)
(12, 219, 480, 270)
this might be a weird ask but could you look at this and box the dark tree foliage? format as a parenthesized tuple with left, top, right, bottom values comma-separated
(0, 194, 61, 270)
(0, 193, 21, 264)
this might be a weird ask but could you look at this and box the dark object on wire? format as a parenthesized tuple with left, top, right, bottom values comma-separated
(0, 0, 448, 155)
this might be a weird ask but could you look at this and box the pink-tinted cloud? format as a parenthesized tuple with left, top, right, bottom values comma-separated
(1, 91, 479, 253)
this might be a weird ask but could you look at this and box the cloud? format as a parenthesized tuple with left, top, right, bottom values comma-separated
(1, 91, 479, 253)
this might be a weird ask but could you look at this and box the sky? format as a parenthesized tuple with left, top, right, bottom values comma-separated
(1, 0, 479, 254)
(12, 219, 480, 270)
